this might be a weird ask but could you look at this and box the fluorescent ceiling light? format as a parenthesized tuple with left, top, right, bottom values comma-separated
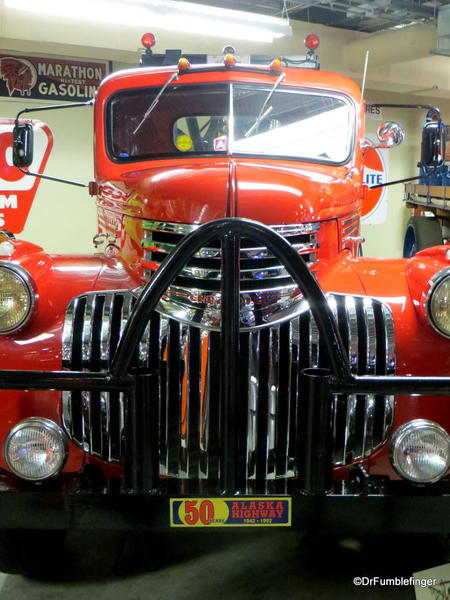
(7, 0, 292, 43)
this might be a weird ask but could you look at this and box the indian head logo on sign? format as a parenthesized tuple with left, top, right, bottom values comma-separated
(362, 136, 389, 225)
(0, 57, 38, 97)
(0, 119, 53, 232)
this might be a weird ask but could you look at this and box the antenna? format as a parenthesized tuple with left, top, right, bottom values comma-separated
(361, 50, 369, 101)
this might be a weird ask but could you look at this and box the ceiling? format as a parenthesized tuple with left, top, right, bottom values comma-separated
(179, 0, 450, 33)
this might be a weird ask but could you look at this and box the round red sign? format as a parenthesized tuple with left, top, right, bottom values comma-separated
(362, 141, 387, 220)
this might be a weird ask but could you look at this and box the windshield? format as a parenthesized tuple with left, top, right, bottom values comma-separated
(107, 82, 355, 164)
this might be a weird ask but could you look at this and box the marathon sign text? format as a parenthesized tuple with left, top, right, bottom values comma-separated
(0, 54, 108, 102)
(170, 497, 291, 527)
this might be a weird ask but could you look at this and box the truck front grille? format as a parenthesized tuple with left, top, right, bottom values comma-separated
(62, 291, 395, 483)
(141, 220, 320, 285)
(141, 220, 321, 329)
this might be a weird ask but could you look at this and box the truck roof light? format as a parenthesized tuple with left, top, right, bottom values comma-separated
(222, 45, 236, 55)
(270, 58, 283, 74)
(141, 32, 156, 49)
(177, 57, 191, 72)
(224, 53, 237, 68)
(304, 33, 320, 51)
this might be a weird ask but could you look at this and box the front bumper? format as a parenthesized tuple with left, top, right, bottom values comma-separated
(1, 476, 449, 533)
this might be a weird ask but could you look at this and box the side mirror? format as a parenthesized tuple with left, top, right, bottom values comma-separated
(376, 121, 404, 148)
(12, 123, 34, 168)
(421, 121, 447, 167)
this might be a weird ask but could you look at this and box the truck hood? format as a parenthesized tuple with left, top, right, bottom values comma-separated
(119, 158, 358, 224)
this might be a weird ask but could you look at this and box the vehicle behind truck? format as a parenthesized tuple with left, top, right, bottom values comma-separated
(0, 34, 449, 577)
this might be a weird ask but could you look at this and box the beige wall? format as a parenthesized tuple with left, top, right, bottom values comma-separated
(0, 2, 447, 257)
(0, 96, 96, 254)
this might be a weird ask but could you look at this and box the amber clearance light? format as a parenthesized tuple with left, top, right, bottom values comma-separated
(177, 56, 191, 71)
(270, 58, 283, 74)
(224, 53, 237, 68)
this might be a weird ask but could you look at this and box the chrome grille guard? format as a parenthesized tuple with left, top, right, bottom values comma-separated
(1, 218, 450, 496)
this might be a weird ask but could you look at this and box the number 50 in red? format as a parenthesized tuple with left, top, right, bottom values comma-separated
(183, 500, 215, 525)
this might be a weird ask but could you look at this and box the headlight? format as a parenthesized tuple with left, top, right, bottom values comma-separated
(0, 263, 35, 333)
(390, 419, 450, 484)
(426, 267, 450, 338)
(3, 418, 68, 481)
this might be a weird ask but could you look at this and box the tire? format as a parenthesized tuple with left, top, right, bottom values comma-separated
(403, 216, 442, 258)
(0, 529, 66, 579)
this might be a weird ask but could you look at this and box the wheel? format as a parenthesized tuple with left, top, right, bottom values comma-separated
(403, 216, 442, 257)
(0, 529, 66, 578)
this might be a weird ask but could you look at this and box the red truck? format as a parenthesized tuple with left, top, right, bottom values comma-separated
(0, 34, 449, 576)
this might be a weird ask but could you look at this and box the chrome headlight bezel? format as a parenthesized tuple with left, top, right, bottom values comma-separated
(390, 419, 450, 484)
(3, 418, 68, 481)
(0, 262, 36, 334)
(425, 266, 450, 339)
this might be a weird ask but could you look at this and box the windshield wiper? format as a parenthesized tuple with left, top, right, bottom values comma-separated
(133, 70, 178, 135)
(244, 72, 285, 138)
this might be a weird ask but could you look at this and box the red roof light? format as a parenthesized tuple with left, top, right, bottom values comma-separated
(304, 33, 320, 51)
(141, 32, 156, 48)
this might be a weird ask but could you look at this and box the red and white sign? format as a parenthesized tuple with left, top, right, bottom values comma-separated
(362, 136, 389, 225)
(0, 118, 53, 233)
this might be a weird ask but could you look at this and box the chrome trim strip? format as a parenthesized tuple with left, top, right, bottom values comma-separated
(100, 294, 114, 364)
(142, 220, 320, 235)
(343, 214, 358, 226)
(343, 224, 359, 236)
(142, 221, 199, 234)
(382, 303, 395, 437)
(267, 326, 279, 479)
(179, 324, 189, 479)
(99, 390, 109, 461)
(342, 295, 358, 465)
(247, 331, 259, 481)
(345, 295, 359, 372)
(81, 295, 95, 366)
(143, 239, 320, 258)
(81, 390, 91, 453)
(344, 394, 358, 464)
(309, 313, 320, 368)
(62, 297, 77, 364)
(363, 394, 376, 458)
(382, 303, 396, 374)
(119, 392, 125, 461)
(120, 293, 134, 340)
(343, 216, 358, 225)
(164, 282, 299, 296)
(364, 297, 377, 374)
(62, 390, 72, 434)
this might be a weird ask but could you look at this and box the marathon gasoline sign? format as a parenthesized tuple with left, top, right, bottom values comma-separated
(0, 54, 108, 102)
(0, 118, 53, 233)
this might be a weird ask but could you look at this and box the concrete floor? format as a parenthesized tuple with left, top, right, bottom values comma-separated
(0, 530, 447, 599)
